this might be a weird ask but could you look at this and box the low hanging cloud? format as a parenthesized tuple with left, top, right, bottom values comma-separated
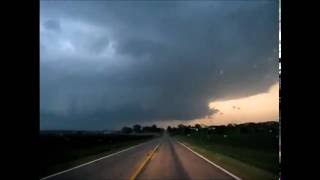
(43, 19, 61, 32)
(40, 1, 279, 130)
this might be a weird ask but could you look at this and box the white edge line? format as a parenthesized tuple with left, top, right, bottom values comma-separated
(177, 141, 242, 180)
(40, 140, 152, 180)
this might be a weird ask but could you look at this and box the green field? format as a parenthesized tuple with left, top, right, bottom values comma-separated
(39, 133, 155, 178)
(171, 122, 279, 180)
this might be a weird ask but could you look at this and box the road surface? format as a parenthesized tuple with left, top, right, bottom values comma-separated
(43, 133, 236, 180)
(137, 134, 234, 180)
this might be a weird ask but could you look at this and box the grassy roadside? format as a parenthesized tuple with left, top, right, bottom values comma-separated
(40, 134, 155, 178)
(175, 135, 279, 180)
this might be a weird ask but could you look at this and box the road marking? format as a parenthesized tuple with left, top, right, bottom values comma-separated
(40, 140, 153, 180)
(177, 141, 242, 180)
(130, 143, 160, 180)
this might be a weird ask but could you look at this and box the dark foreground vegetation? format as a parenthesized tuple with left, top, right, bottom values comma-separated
(40, 125, 163, 178)
(168, 121, 279, 180)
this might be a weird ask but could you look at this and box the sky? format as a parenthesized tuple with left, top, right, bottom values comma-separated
(40, 1, 279, 130)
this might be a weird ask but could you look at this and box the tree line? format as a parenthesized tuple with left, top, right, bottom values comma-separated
(121, 124, 164, 134)
(167, 121, 279, 136)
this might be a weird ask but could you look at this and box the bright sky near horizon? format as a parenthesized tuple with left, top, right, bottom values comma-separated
(206, 82, 279, 125)
(155, 82, 279, 128)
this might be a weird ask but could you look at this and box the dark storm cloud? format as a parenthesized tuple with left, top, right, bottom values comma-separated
(88, 36, 109, 54)
(43, 19, 61, 32)
(40, 1, 278, 130)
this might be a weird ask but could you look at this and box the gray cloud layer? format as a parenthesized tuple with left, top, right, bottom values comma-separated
(40, 1, 278, 130)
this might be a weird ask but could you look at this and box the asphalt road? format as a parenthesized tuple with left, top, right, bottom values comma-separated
(137, 134, 234, 180)
(43, 139, 161, 180)
(43, 133, 236, 180)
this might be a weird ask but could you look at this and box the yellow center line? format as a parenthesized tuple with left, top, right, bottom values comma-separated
(129, 144, 160, 180)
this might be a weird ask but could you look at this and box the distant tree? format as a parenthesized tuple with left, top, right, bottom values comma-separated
(167, 126, 172, 132)
(185, 126, 192, 135)
(151, 124, 158, 132)
(139, 124, 164, 134)
(133, 124, 141, 133)
(121, 126, 133, 134)
(195, 124, 201, 129)
(175, 124, 183, 134)
(142, 126, 150, 132)
(178, 124, 185, 129)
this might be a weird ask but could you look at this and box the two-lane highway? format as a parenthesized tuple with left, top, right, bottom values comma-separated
(137, 133, 235, 180)
(42, 133, 238, 180)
